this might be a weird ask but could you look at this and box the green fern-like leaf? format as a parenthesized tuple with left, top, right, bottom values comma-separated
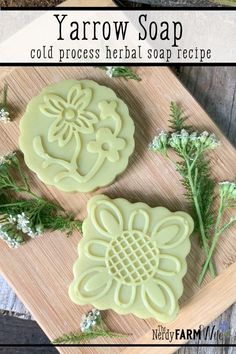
(196, 159, 215, 227)
(53, 330, 129, 345)
(169, 101, 191, 132)
(175, 155, 215, 243)
(0, 153, 82, 247)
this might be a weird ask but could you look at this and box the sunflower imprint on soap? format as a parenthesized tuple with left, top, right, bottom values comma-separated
(19, 80, 135, 192)
(69, 195, 194, 323)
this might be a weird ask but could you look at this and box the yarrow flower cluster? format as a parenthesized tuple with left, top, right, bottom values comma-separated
(0, 108, 10, 123)
(53, 306, 128, 344)
(0, 152, 16, 167)
(150, 129, 220, 156)
(0, 223, 25, 248)
(219, 181, 236, 201)
(169, 130, 220, 151)
(8, 212, 43, 239)
(151, 103, 235, 285)
(105, 66, 115, 78)
(80, 308, 101, 333)
(149, 131, 168, 155)
(0, 84, 10, 123)
(0, 212, 43, 249)
(99, 66, 141, 81)
(0, 151, 83, 249)
(196, 131, 220, 150)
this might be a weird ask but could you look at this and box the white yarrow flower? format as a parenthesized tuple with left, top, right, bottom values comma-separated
(106, 66, 114, 78)
(0, 156, 7, 166)
(219, 181, 236, 199)
(0, 152, 16, 166)
(0, 108, 10, 123)
(190, 132, 197, 141)
(17, 212, 30, 229)
(0, 224, 22, 248)
(8, 215, 16, 224)
(199, 131, 209, 143)
(15, 213, 42, 238)
(149, 131, 169, 155)
(80, 308, 101, 333)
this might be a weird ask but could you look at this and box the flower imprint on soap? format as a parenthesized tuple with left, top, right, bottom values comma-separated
(33, 85, 125, 185)
(87, 128, 125, 162)
(40, 83, 98, 147)
(75, 197, 192, 322)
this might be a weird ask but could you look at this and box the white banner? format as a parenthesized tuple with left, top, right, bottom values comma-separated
(0, 9, 235, 64)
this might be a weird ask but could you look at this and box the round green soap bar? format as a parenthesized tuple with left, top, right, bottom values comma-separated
(19, 80, 135, 192)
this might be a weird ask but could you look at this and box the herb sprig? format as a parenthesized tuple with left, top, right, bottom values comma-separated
(99, 66, 141, 81)
(199, 182, 236, 283)
(0, 83, 10, 123)
(53, 308, 130, 345)
(53, 329, 127, 345)
(150, 102, 236, 284)
(0, 152, 82, 248)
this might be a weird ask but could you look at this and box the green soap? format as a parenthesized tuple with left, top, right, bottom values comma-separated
(69, 194, 194, 323)
(19, 80, 135, 192)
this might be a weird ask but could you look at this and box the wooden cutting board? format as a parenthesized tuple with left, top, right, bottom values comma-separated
(0, 65, 235, 354)
(0, 4, 236, 354)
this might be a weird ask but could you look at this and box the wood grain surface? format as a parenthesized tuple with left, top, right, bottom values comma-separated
(0, 1, 236, 353)
(0, 65, 235, 354)
(1, 68, 236, 354)
(123, 262, 236, 353)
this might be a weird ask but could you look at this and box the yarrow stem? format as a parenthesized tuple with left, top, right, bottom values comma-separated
(198, 182, 236, 284)
(185, 158, 216, 278)
(150, 103, 235, 284)
(53, 329, 128, 345)
(53, 308, 130, 344)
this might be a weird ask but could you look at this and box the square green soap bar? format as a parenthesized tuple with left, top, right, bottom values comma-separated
(19, 80, 135, 193)
(69, 194, 194, 323)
